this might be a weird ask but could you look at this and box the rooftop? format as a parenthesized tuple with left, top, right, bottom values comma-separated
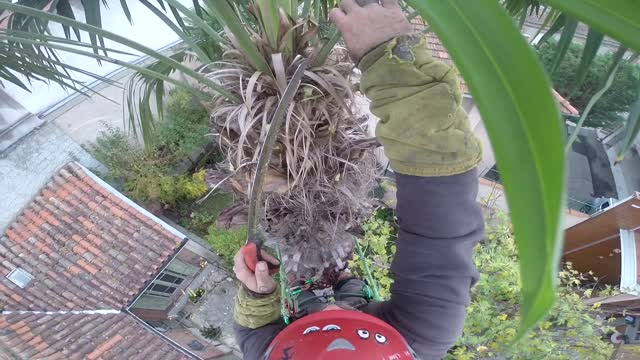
(0, 312, 189, 359)
(412, 19, 580, 116)
(0, 162, 194, 359)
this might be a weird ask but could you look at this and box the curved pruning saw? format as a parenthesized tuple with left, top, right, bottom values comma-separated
(241, 58, 309, 274)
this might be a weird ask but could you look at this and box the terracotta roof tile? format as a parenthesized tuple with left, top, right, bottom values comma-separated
(0, 313, 190, 360)
(411, 19, 580, 116)
(0, 163, 192, 359)
(0, 163, 183, 311)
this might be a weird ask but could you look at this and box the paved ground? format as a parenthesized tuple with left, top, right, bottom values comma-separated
(180, 261, 241, 357)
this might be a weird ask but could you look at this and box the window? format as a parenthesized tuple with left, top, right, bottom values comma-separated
(158, 273, 183, 285)
(151, 283, 177, 294)
(7, 268, 33, 288)
(143, 266, 192, 299)
(131, 259, 199, 310)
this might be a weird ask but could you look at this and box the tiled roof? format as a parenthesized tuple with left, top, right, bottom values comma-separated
(0, 162, 183, 311)
(0, 162, 191, 359)
(0, 312, 189, 359)
(412, 19, 580, 116)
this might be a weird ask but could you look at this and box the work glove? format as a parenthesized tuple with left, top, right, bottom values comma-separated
(232, 249, 281, 329)
(360, 34, 482, 177)
(234, 283, 281, 329)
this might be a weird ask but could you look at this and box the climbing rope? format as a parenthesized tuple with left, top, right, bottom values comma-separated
(275, 241, 383, 324)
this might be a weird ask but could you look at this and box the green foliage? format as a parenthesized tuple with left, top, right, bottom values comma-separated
(537, 41, 640, 128)
(351, 210, 616, 359)
(544, 0, 640, 51)
(89, 89, 210, 206)
(90, 127, 207, 206)
(154, 88, 211, 159)
(448, 213, 616, 359)
(206, 226, 248, 267)
(188, 288, 206, 303)
(8, 0, 640, 343)
(178, 191, 234, 238)
(349, 208, 397, 299)
(200, 325, 222, 340)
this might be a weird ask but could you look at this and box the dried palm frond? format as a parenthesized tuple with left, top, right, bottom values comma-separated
(201, 4, 378, 280)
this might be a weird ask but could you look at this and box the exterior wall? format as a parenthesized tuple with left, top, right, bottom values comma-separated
(0, 90, 32, 148)
(478, 177, 589, 228)
(620, 229, 638, 291)
(49, 72, 132, 146)
(564, 236, 622, 284)
(467, 105, 495, 177)
(129, 308, 170, 321)
(637, 230, 640, 284)
(48, 44, 193, 147)
(608, 144, 640, 198)
(601, 127, 640, 199)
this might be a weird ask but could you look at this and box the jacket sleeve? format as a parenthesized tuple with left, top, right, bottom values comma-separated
(363, 171, 483, 360)
(233, 286, 285, 359)
(233, 321, 286, 360)
(359, 35, 484, 360)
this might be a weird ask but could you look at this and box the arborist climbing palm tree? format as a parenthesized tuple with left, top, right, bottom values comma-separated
(232, 0, 484, 359)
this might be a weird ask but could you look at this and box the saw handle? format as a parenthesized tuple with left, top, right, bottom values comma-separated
(241, 242, 279, 275)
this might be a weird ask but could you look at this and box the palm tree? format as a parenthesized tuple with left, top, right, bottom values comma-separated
(1, 0, 640, 342)
(2, 0, 375, 280)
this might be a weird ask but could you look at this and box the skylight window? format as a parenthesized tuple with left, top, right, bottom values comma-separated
(6, 268, 33, 288)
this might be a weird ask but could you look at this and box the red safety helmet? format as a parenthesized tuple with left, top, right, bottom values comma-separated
(264, 310, 419, 359)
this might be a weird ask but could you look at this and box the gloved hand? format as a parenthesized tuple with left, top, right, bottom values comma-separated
(330, 0, 482, 177)
(329, 0, 411, 62)
(233, 249, 281, 329)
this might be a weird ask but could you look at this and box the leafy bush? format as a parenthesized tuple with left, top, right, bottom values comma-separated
(90, 126, 208, 206)
(450, 212, 615, 359)
(537, 41, 640, 128)
(206, 226, 248, 267)
(349, 208, 397, 299)
(90, 89, 211, 207)
(178, 191, 234, 238)
(351, 209, 616, 359)
(200, 325, 222, 340)
(154, 88, 211, 159)
(188, 288, 206, 304)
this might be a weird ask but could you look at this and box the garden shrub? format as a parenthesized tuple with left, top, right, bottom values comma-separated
(206, 226, 247, 267)
(448, 211, 616, 359)
(200, 325, 222, 340)
(536, 41, 640, 128)
(154, 88, 211, 159)
(90, 126, 208, 206)
(351, 209, 616, 359)
(90, 89, 211, 207)
(178, 191, 234, 238)
(349, 207, 397, 299)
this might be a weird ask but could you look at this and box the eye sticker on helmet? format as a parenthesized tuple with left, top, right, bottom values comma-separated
(357, 329, 370, 339)
(322, 324, 341, 332)
(303, 326, 320, 335)
(374, 333, 387, 344)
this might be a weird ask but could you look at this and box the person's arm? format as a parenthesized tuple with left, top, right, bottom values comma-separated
(364, 172, 483, 359)
(232, 251, 283, 359)
(331, 1, 484, 359)
(233, 319, 285, 359)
